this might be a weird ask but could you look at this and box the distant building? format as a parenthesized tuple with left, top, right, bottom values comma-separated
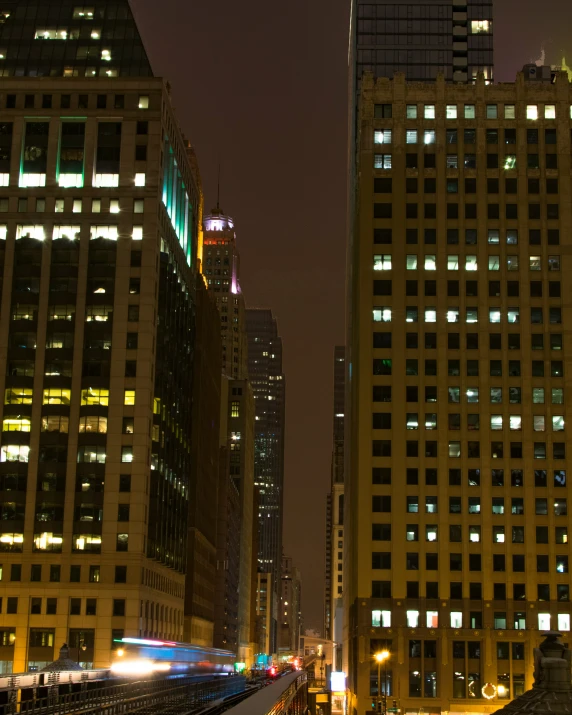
(279, 554, 302, 655)
(324, 347, 345, 670)
(246, 309, 286, 655)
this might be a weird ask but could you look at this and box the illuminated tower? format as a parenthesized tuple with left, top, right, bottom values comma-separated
(202, 206, 248, 380)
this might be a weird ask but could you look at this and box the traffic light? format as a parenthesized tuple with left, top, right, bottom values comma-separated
(393, 701, 397, 709)
(377, 702, 383, 714)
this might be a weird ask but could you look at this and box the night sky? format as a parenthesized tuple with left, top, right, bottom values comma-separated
(134, 0, 572, 633)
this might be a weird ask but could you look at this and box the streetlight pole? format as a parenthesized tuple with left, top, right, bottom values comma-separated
(375, 650, 390, 714)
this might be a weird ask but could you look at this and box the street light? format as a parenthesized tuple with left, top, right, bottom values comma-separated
(375, 650, 390, 715)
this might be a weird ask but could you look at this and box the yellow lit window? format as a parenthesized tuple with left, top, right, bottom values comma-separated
(4, 388, 33, 405)
(2, 418, 31, 432)
(231, 401, 240, 418)
(41, 416, 69, 433)
(42, 389, 71, 405)
(471, 19, 490, 33)
(124, 390, 135, 406)
(78, 416, 107, 433)
(81, 388, 109, 406)
(527, 105, 538, 120)
(153, 397, 161, 414)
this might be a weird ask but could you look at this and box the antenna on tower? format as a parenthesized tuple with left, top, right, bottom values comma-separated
(216, 163, 221, 211)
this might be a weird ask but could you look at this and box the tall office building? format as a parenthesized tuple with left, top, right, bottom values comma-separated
(346, 67, 572, 714)
(324, 347, 345, 665)
(351, 0, 494, 89)
(0, 0, 202, 672)
(202, 207, 248, 380)
(246, 308, 285, 655)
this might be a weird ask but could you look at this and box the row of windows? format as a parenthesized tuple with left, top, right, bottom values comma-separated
(0, 532, 127, 553)
(371, 608, 570, 632)
(1, 598, 126, 618)
(375, 127, 560, 145)
(375, 200, 562, 219)
(374, 413, 565, 432)
(375, 310, 562, 328)
(6, 388, 136, 406)
(0, 444, 135, 464)
(373, 309, 562, 327)
(0, 197, 146, 213)
(8, 331, 140, 350)
(378, 523, 568, 544)
(377, 333, 563, 354)
(373, 466, 566, 488)
(375, 153, 560, 173)
(0, 92, 148, 112)
(374, 358, 564, 377)
(375, 495, 568, 515)
(376, 254, 561, 271)
(386, 552, 571, 574)
(374, 103, 563, 121)
(373, 227, 560, 245)
(372, 580, 568, 603)
(372, 440, 566, 459)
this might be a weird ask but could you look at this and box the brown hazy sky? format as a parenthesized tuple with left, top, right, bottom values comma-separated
(133, 0, 572, 632)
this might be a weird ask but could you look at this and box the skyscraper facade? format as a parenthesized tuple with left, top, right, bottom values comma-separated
(351, 0, 493, 89)
(0, 0, 202, 672)
(246, 308, 285, 655)
(346, 68, 572, 714)
(279, 554, 301, 655)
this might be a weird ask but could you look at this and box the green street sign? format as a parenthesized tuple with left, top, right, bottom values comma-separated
(387, 708, 399, 712)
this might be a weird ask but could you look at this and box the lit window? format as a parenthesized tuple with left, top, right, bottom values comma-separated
(406, 413, 419, 430)
(425, 308, 437, 323)
(0, 533, 23, 551)
(121, 447, 133, 463)
(466, 308, 478, 323)
(464, 105, 476, 119)
(110, 200, 120, 214)
(0, 225, 6, 240)
(538, 613, 551, 630)
(406, 255, 418, 270)
(42, 415, 69, 433)
(138, 95, 149, 109)
(132, 226, 143, 240)
(19, 173, 46, 188)
(407, 610, 419, 627)
(553, 416, 565, 432)
(55, 199, 64, 213)
(2, 418, 31, 432)
(558, 614, 570, 632)
(58, 173, 82, 188)
(491, 415, 503, 430)
(81, 388, 109, 407)
(426, 611, 438, 627)
(406, 130, 418, 144)
(92, 198, 101, 213)
(424, 130, 436, 145)
(510, 416, 522, 431)
(486, 104, 497, 119)
(4, 388, 33, 405)
(85, 305, 113, 322)
(426, 525, 437, 542)
(424, 105, 435, 119)
(552, 388, 564, 404)
(16, 225, 45, 240)
(450, 612, 463, 628)
(504, 105, 515, 119)
(507, 308, 519, 324)
(446, 105, 457, 119)
(73, 535, 101, 552)
(373, 307, 391, 322)
(374, 130, 392, 145)
(527, 105, 538, 120)
(471, 19, 490, 33)
(124, 390, 135, 406)
(374, 154, 392, 169)
(48, 304, 75, 320)
(488, 229, 499, 244)
(447, 309, 459, 323)
(94, 174, 118, 188)
(504, 155, 516, 170)
(42, 389, 71, 406)
(0, 173, 8, 187)
(374, 255, 392, 271)
(91, 28, 100, 39)
(424, 255, 436, 270)
(231, 401, 240, 418)
(545, 105, 556, 119)
(465, 256, 477, 271)
(1, 445, 29, 462)
(466, 388, 479, 403)
(469, 526, 480, 542)
(90, 225, 118, 240)
(53, 225, 80, 240)
(447, 255, 459, 271)
(134, 173, 145, 187)
(73, 7, 95, 19)
(406, 105, 417, 119)
(488, 256, 500, 271)
(33, 532, 62, 552)
(72, 200, 82, 213)
(530, 255, 541, 271)
(34, 29, 69, 40)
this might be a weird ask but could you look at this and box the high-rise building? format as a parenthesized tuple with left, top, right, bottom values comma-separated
(202, 207, 247, 380)
(0, 0, 202, 672)
(345, 67, 572, 714)
(246, 308, 285, 655)
(279, 554, 301, 656)
(324, 347, 345, 666)
(351, 0, 494, 89)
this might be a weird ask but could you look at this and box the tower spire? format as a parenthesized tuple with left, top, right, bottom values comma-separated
(216, 163, 221, 211)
